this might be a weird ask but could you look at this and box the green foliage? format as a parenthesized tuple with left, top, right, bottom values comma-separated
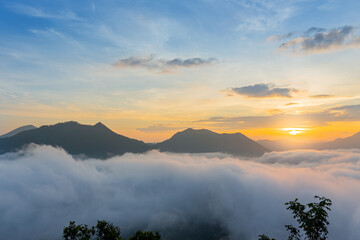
(259, 196, 332, 240)
(93, 220, 123, 240)
(285, 196, 332, 240)
(63, 220, 160, 240)
(128, 230, 161, 240)
(285, 225, 300, 240)
(63, 221, 95, 240)
(258, 234, 276, 240)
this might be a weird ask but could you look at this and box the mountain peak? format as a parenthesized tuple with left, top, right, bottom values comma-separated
(352, 131, 360, 137)
(57, 121, 80, 126)
(95, 122, 106, 127)
(94, 122, 113, 133)
(181, 128, 215, 134)
(0, 125, 37, 138)
(156, 128, 268, 157)
(0, 121, 149, 158)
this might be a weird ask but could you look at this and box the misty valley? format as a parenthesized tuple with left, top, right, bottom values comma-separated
(0, 122, 359, 239)
(2, 1, 360, 239)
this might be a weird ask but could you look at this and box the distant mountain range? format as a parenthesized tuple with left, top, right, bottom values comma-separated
(315, 131, 360, 150)
(0, 125, 37, 138)
(256, 139, 312, 151)
(258, 131, 360, 151)
(0, 122, 149, 158)
(0, 122, 269, 158)
(155, 128, 269, 157)
(1, 122, 359, 158)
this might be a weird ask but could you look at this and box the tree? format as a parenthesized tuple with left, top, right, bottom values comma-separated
(94, 220, 123, 240)
(259, 196, 332, 240)
(63, 220, 160, 240)
(128, 230, 161, 240)
(258, 234, 276, 240)
(63, 221, 94, 240)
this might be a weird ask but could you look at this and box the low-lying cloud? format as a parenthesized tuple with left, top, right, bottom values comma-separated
(113, 55, 218, 72)
(230, 83, 298, 98)
(0, 145, 360, 240)
(277, 25, 360, 54)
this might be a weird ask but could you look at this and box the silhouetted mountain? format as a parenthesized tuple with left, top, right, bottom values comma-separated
(257, 139, 315, 151)
(257, 131, 360, 151)
(0, 121, 149, 158)
(316, 131, 360, 150)
(155, 128, 269, 157)
(0, 125, 37, 138)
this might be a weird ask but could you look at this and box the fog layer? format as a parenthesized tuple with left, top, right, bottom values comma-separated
(0, 145, 359, 240)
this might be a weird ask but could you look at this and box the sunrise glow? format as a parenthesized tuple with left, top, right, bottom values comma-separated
(0, 0, 359, 144)
(282, 128, 306, 136)
(2, 2, 360, 240)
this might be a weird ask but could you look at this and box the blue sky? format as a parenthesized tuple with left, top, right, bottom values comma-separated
(1, 0, 360, 141)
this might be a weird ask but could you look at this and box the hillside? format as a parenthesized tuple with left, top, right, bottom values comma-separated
(0, 121, 149, 158)
(155, 128, 269, 157)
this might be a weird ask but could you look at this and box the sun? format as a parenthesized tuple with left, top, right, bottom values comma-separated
(282, 128, 305, 136)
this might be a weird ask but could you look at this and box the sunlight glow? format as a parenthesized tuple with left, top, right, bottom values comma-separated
(282, 128, 306, 136)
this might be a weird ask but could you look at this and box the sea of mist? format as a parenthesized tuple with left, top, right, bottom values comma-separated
(0, 144, 360, 240)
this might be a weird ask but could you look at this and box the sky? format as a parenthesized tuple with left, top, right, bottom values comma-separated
(1, 0, 360, 142)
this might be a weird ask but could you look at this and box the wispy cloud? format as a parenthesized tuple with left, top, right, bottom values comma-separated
(310, 94, 336, 98)
(28, 28, 84, 49)
(8, 3, 83, 21)
(285, 102, 298, 106)
(137, 124, 183, 133)
(267, 32, 294, 41)
(233, 0, 303, 31)
(278, 26, 360, 54)
(113, 55, 218, 73)
(195, 104, 360, 129)
(230, 83, 298, 98)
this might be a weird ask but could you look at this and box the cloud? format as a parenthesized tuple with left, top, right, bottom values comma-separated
(137, 124, 183, 133)
(285, 102, 298, 106)
(0, 145, 360, 240)
(329, 104, 360, 118)
(230, 83, 298, 98)
(29, 28, 84, 49)
(267, 32, 294, 41)
(8, 3, 83, 21)
(113, 55, 218, 72)
(310, 94, 336, 98)
(234, 0, 302, 31)
(267, 109, 284, 115)
(304, 27, 327, 35)
(278, 26, 360, 54)
(195, 104, 360, 129)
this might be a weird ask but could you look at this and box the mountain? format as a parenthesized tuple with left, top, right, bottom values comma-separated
(257, 131, 360, 151)
(155, 128, 269, 157)
(257, 139, 315, 151)
(0, 125, 37, 138)
(316, 131, 360, 150)
(0, 121, 149, 158)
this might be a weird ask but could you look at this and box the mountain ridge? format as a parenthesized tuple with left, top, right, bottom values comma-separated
(155, 128, 269, 157)
(0, 125, 37, 138)
(3, 122, 358, 158)
(0, 121, 149, 158)
(257, 131, 360, 151)
(0, 122, 270, 158)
